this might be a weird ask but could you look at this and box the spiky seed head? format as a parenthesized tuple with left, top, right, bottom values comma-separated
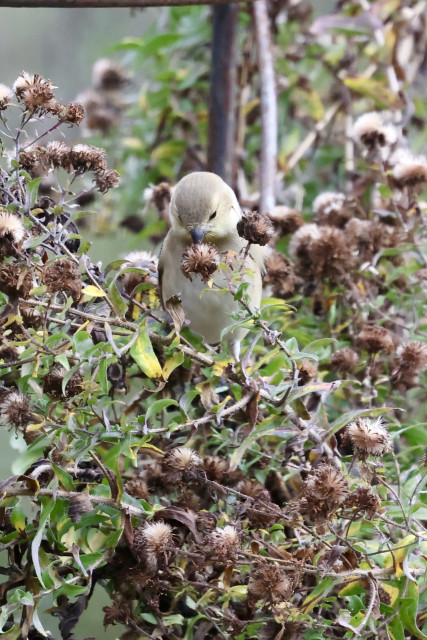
(0, 84, 14, 110)
(0, 212, 25, 244)
(0, 391, 32, 428)
(355, 325, 395, 354)
(396, 341, 427, 371)
(181, 243, 220, 282)
(163, 446, 203, 472)
(237, 210, 274, 245)
(343, 417, 392, 460)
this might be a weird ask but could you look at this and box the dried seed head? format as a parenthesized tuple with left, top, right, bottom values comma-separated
(14, 72, 55, 112)
(151, 182, 173, 217)
(291, 224, 351, 281)
(92, 58, 129, 91)
(43, 365, 83, 398)
(121, 250, 158, 297)
(68, 492, 93, 523)
(42, 258, 82, 303)
(0, 211, 25, 245)
(162, 447, 203, 481)
(181, 243, 220, 282)
(353, 112, 390, 148)
(0, 84, 14, 110)
(248, 562, 293, 605)
(133, 521, 175, 569)
(0, 264, 33, 298)
(396, 341, 427, 371)
(313, 192, 352, 227)
(392, 151, 427, 188)
(203, 456, 230, 481)
(267, 206, 303, 235)
(237, 210, 274, 246)
(94, 168, 120, 193)
(45, 141, 72, 169)
(71, 144, 107, 173)
(304, 465, 349, 505)
(355, 325, 395, 354)
(207, 525, 240, 562)
(298, 359, 317, 386)
(77, 89, 120, 133)
(103, 599, 131, 628)
(19, 146, 47, 175)
(330, 347, 359, 374)
(0, 391, 32, 428)
(345, 486, 382, 518)
(343, 417, 391, 460)
(263, 251, 298, 298)
(57, 101, 85, 125)
(124, 478, 149, 500)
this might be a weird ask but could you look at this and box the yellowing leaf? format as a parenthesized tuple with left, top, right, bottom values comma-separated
(344, 76, 401, 108)
(130, 320, 163, 379)
(81, 285, 107, 298)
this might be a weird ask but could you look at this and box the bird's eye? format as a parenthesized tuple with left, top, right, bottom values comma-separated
(209, 211, 217, 221)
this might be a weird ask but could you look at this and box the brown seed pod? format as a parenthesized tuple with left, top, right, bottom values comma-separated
(70, 144, 107, 173)
(313, 192, 353, 228)
(263, 251, 298, 298)
(45, 141, 72, 170)
(42, 258, 82, 303)
(181, 243, 220, 282)
(330, 347, 359, 375)
(0, 264, 33, 299)
(207, 525, 240, 563)
(162, 446, 203, 483)
(13, 72, 55, 113)
(237, 210, 274, 246)
(43, 365, 83, 399)
(294, 464, 349, 523)
(92, 58, 130, 91)
(267, 206, 303, 235)
(344, 486, 382, 518)
(133, 521, 175, 570)
(355, 325, 395, 354)
(0, 390, 32, 428)
(58, 101, 85, 125)
(95, 168, 120, 194)
(396, 341, 427, 371)
(248, 561, 293, 607)
(343, 417, 391, 461)
(0, 83, 13, 110)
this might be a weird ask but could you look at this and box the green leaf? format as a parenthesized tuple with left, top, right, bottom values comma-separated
(302, 577, 337, 613)
(130, 320, 163, 379)
(399, 581, 427, 639)
(27, 178, 42, 207)
(31, 496, 55, 588)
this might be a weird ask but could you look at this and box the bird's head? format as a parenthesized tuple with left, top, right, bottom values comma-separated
(169, 172, 241, 245)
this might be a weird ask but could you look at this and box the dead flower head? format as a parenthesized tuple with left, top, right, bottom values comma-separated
(0, 84, 14, 110)
(13, 72, 55, 113)
(42, 258, 82, 303)
(0, 263, 33, 299)
(0, 390, 32, 429)
(207, 525, 240, 563)
(290, 224, 351, 281)
(43, 365, 83, 398)
(70, 144, 107, 173)
(133, 521, 175, 570)
(392, 151, 427, 189)
(237, 210, 274, 246)
(57, 101, 85, 125)
(344, 486, 382, 519)
(396, 341, 427, 371)
(355, 324, 395, 354)
(45, 141, 72, 169)
(353, 111, 398, 149)
(181, 243, 219, 282)
(313, 192, 352, 228)
(295, 464, 349, 522)
(330, 347, 359, 375)
(151, 182, 173, 217)
(162, 446, 203, 482)
(92, 58, 129, 91)
(95, 168, 120, 194)
(121, 250, 158, 296)
(343, 417, 391, 460)
(264, 251, 298, 298)
(267, 206, 303, 235)
(248, 561, 293, 607)
(0, 211, 26, 251)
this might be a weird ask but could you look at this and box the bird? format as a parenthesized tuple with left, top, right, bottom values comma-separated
(158, 171, 268, 360)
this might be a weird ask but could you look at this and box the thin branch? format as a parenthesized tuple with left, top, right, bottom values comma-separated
(253, 0, 277, 214)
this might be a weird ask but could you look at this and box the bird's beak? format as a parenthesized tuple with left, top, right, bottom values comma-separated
(190, 228, 206, 244)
